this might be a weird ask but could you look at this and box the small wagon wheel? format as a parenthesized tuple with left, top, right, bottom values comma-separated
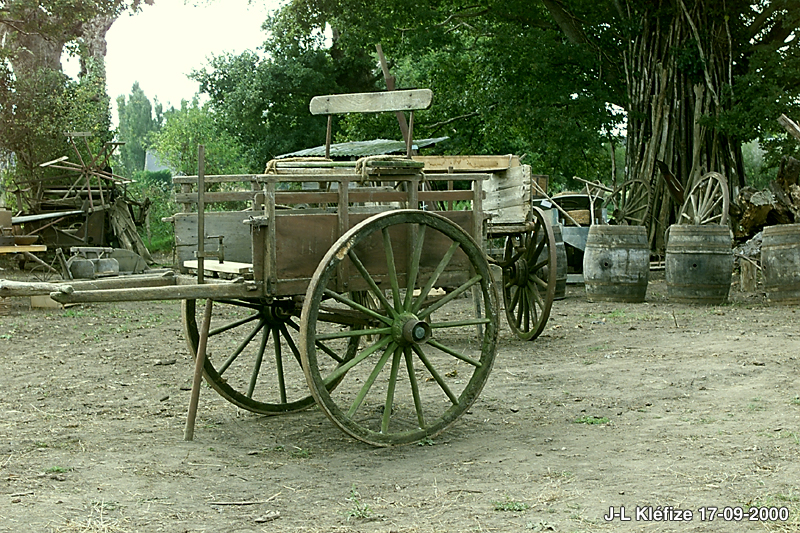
(300, 210, 499, 446)
(678, 171, 730, 225)
(500, 206, 556, 341)
(604, 178, 651, 226)
(182, 298, 358, 415)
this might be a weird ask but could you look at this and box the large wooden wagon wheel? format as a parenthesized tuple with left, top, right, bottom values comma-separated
(604, 178, 651, 226)
(182, 298, 358, 414)
(500, 206, 556, 341)
(300, 210, 499, 446)
(678, 171, 730, 225)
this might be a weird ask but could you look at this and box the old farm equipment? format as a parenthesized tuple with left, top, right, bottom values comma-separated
(1, 90, 557, 446)
(7, 133, 153, 272)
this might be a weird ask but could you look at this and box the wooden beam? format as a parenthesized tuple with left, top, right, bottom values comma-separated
(778, 114, 800, 142)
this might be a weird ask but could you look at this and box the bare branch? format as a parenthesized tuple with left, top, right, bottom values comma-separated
(540, 0, 587, 44)
(426, 109, 487, 130)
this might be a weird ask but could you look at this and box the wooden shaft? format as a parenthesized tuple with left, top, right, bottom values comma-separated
(197, 145, 206, 285)
(376, 43, 410, 145)
(325, 115, 332, 159)
(185, 298, 213, 441)
(530, 180, 582, 227)
(49, 280, 260, 303)
(406, 111, 414, 158)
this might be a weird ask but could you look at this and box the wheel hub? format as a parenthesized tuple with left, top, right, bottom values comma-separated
(392, 313, 432, 346)
(510, 258, 530, 287)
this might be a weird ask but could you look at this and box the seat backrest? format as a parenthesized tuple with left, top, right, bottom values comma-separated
(309, 89, 433, 159)
(309, 89, 432, 115)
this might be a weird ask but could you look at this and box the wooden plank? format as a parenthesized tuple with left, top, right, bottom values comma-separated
(415, 155, 519, 172)
(172, 174, 260, 184)
(309, 89, 433, 115)
(0, 245, 47, 254)
(175, 191, 258, 204)
(482, 165, 531, 225)
(184, 259, 253, 275)
(175, 189, 478, 206)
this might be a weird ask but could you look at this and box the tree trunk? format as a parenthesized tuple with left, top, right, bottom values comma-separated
(543, 0, 744, 252)
(622, 1, 742, 251)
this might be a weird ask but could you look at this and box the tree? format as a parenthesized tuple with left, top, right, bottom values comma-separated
(194, 1, 620, 186)
(0, 0, 151, 184)
(257, 0, 800, 249)
(116, 82, 162, 177)
(148, 98, 249, 177)
(191, 8, 379, 168)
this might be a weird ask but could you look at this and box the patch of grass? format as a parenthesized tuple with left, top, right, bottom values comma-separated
(748, 491, 800, 532)
(345, 484, 372, 521)
(749, 397, 767, 412)
(45, 466, 73, 473)
(574, 415, 610, 425)
(493, 499, 529, 512)
(586, 343, 609, 353)
(417, 437, 436, 446)
(290, 447, 310, 458)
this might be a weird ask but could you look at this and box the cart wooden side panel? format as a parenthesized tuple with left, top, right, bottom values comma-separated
(267, 209, 476, 297)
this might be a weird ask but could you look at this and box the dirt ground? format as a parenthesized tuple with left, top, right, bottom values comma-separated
(1, 256, 799, 533)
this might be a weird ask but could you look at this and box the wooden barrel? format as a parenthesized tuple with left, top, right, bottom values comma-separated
(583, 225, 649, 302)
(665, 224, 733, 304)
(761, 223, 800, 304)
(553, 224, 568, 300)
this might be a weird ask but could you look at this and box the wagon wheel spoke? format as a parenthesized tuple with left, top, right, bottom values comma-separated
(678, 172, 730, 226)
(218, 319, 265, 375)
(404, 347, 426, 428)
(245, 326, 270, 398)
(182, 298, 358, 415)
(604, 179, 651, 226)
(301, 210, 498, 446)
(501, 206, 556, 341)
(382, 228, 402, 311)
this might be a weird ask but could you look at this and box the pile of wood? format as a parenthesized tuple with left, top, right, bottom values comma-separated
(735, 155, 800, 239)
(734, 112, 800, 242)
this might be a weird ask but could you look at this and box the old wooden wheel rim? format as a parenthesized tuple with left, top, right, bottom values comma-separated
(182, 298, 357, 414)
(501, 206, 557, 341)
(604, 178, 651, 226)
(300, 210, 499, 446)
(678, 171, 730, 226)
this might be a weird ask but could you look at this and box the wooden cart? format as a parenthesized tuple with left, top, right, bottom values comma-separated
(2, 90, 557, 446)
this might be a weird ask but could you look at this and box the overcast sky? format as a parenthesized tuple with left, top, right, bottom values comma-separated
(99, 0, 282, 123)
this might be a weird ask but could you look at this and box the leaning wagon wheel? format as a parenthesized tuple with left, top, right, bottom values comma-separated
(182, 298, 358, 415)
(300, 209, 499, 446)
(678, 171, 730, 226)
(604, 178, 651, 226)
(500, 206, 556, 341)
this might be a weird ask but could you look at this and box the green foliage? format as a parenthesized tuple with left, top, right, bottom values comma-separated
(128, 169, 175, 253)
(117, 82, 162, 177)
(344, 484, 372, 521)
(147, 98, 249, 176)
